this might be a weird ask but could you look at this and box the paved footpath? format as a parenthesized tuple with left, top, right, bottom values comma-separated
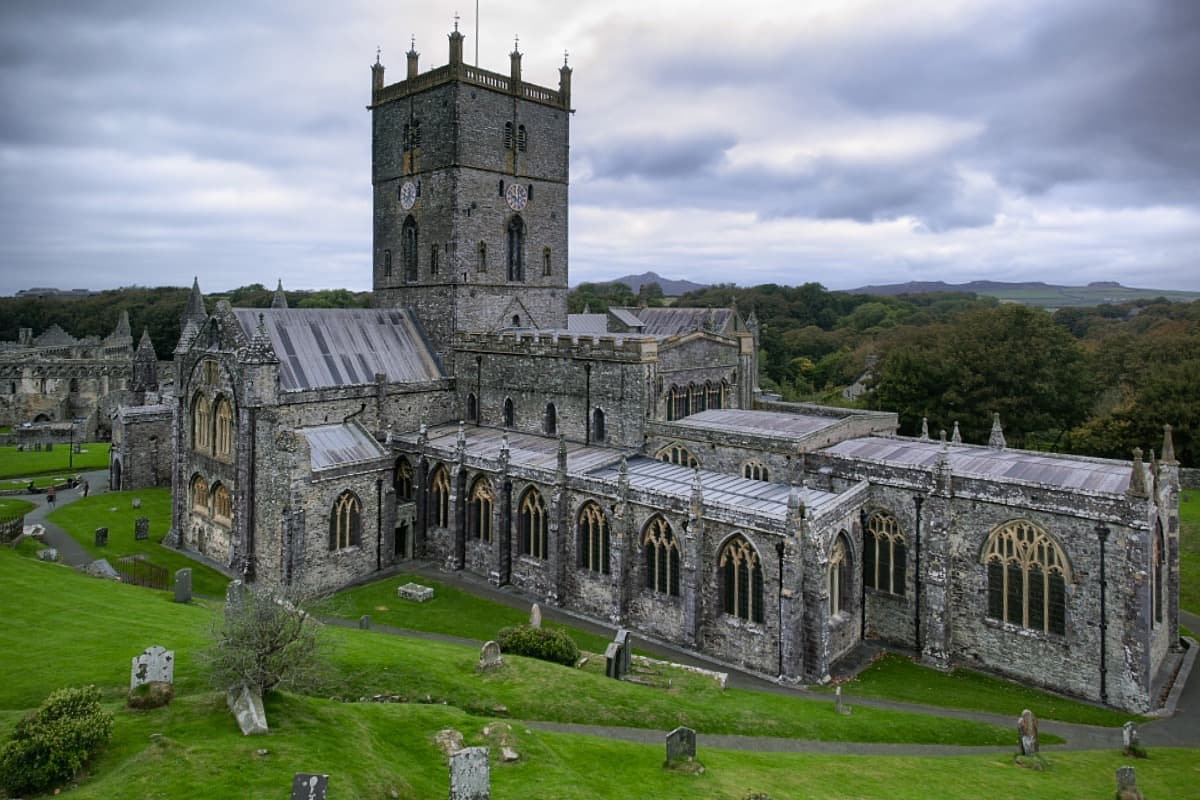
(18, 468, 110, 567)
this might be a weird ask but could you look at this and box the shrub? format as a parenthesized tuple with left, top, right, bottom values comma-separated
(0, 685, 114, 796)
(496, 624, 579, 667)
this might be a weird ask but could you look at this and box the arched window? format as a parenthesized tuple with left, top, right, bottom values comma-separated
(329, 490, 362, 550)
(518, 487, 547, 560)
(707, 381, 722, 410)
(829, 533, 853, 617)
(542, 247, 552, 276)
(469, 477, 494, 543)
(503, 121, 513, 150)
(506, 216, 525, 282)
(577, 502, 610, 575)
(982, 520, 1071, 635)
(429, 465, 450, 528)
(516, 124, 527, 152)
(669, 385, 688, 421)
(477, 241, 487, 273)
(690, 382, 706, 413)
(657, 443, 698, 468)
(512, 315, 521, 327)
(742, 460, 769, 481)
(214, 396, 234, 460)
(643, 516, 680, 596)
(592, 407, 606, 443)
(191, 392, 210, 452)
(383, 249, 392, 277)
(503, 397, 515, 428)
(430, 244, 439, 275)
(1154, 521, 1165, 625)
(720, 535, 764, 623)
(394, 457, 414, 502)
(863, 511, 907, 596)
(466, 393, 478, 423)
(191, 475, 209, 514)
(544, 403, 557, 436)
(212, 484, 232, 525)
(402, 216, 418, 281)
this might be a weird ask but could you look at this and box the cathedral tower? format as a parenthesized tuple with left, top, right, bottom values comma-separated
(370, 28, 572, 368)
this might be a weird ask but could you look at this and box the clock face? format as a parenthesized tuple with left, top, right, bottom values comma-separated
(399, 181, 417, 210)
(505, 183, 528, 212)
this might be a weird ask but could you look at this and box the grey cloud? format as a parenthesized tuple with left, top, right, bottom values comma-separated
(584, 132, 736, 180)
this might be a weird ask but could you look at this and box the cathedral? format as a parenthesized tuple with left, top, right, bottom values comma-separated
(132, 29, 1181, 713)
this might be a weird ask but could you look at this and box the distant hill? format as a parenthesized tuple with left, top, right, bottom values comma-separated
(847, 280, 1200, 308)
(596, 271, 708, 296)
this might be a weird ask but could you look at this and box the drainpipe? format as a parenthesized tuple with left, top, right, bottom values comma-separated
(475, 355, 482, 426)
(776, 539, 785, 676)
(859, 508, 868, 642)
(584, 362, 593, 443)
(1096, 523, 1109, 704)
(375, 477, 383, 571)
(913, 495, 923, 653)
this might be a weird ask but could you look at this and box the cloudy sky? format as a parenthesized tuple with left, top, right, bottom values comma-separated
(1, 0, 1197, 296)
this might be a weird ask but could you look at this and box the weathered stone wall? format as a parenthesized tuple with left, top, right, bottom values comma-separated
(111, 405, 172, 491)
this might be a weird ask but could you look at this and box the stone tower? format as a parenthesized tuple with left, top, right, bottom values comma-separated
(369, 28, 573, 369)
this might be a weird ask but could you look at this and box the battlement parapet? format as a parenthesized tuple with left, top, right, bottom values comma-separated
(372, 62, 568, 110)
(455, 330, 658, 362)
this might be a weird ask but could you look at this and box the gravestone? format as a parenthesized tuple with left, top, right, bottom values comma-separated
(1116, 766, 1144, 800)
(1017, 709, 1038, 756)
(132, 497, 142, 509)
(86, 559, 120, 580)
(37, 548, 58, 562)
(44, 442, 52, 452)
(15, 444, 22, 452)
(396, 582, 434, 602)
(174, 568, 192, 603)
(604, 641, 624, 679)
(358, 614, 370, 629)
(227, 683, 269, 735)
(529, 603, 541, 628)
(477, 640, 503, 672)
(615, 628, 632, 675)
(448, 746, 490, 800)
(665, 726, 696, 765)
(289, 773, 329, 800)
(1122, 721, 1139, 754)
(94, 527, 108, 547)
(134, 516, 150, 541)
(225, 579, 248, 609)
(130, 646, 174, 690)
(73, 443, 82, 454)
(834, 685, 851, 715)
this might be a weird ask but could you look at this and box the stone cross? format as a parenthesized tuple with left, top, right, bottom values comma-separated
(1017, 709, 1038, 756)
(134, 516, 150, 541)
(1116, 766, 1144, 800)
(94, 527, 108, 547)
(130, 646, 174, 690)
(289, 773, 329, 800)
(173, 568, 192, 603)
(448, 746, 490, 800)
(477, 640, 503, 672)
(664, 725, 696, 765)
(529, 603, 541, 628)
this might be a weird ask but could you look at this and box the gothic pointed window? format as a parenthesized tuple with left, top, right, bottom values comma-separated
(402, 216, 418, 281)
(466, 393, 478, 423)
(191, 392, 210, 452)
(592, 407, 606, 443)
(643, 516, 680, 596)
(503, 397, 515, 427)
(477, 241, 487, 273)
(1154, 521, 1164, 625)
(720, 535, 764, 623)
(517, 124, 527, 152)
(506, 216, 526, 282)
(212, 483, 232, 526)
(542, 247, 552, 276)
(329, 490, 363, 550)
(544, 403, 557, 436)
(828, 532, 853, 617)
(668, 385, 688, 420)
(429, 465, 450, 528)
(982, 520, 1071, 635)
(394, 457, 414, 502)
(430, 244, 439, 275)
(214, 396, 234, 461)
(518, 487, 547, 560)
(577, 502, 610, 575)
(191, 474, 209, 515)
(707, 381, 722, 410)
(864, 511, 907, 596)
(657, 443, 698, 468)
(469, 477, 494, 543)
(503, 122, 513, 150)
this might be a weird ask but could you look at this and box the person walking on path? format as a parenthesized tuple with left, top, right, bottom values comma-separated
(46, 485, 56, 507)
(80, 479, 89, 498)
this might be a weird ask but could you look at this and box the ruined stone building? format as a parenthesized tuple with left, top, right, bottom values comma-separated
(145, 30, 1181, 713)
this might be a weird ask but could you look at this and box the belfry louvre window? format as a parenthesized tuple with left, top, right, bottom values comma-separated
(643, 516, 680, 597)
(519, 487, 547, 560)
(191, 392, 210, 452)
(469, 477, 494, 543)
(402, 216, 418, 281)
(506, 216, 526, 282)
(503, 122, 513, 150)
(516, 124, 527, 151)
(863, 511, 907, 595)
(329, 491, 363, 550)
(657, 443, 698, 468)
(214, 396, 234, 460)
(982, 520, 1070, 635)
(720, 535, 764, 623)
(828, 534, 852, 617)
(212, 484, 232, 525)
(429, 466, 450, 528)
(394, 457, 414, 502)
(577, 502, 610, 574)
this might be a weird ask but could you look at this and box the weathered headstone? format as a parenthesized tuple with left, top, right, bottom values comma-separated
(225, 579, 248, 608)
(529, 603, 541, 628)
(1116, 766, 1144, 800)
(604, 641, 624, 679)
(86, 559, 120, 580)
(834, 685, 851, 715)
(477, 640, 503, 672)
(358, 614, 370, 629)
(94, 527, 108, 547)
(227, 683, 269, 735)
(1017, 709, 1038, 756)
(665, 725, 696, 765)
(130, 646, 174, 690)
(132, 497, 142, 509)
(289, 773, 329, 800)
(173, 568, 192, 603)
(615, 628, 632, 675)
(37, 548, 58, 562)
(134, 516, 150, 541)
(448, 746, 490, 800)
(396, 582, 434, 602)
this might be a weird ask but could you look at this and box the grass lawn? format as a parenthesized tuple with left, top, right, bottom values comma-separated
(0, 473, 88, 491)
(1181, 490, 1199, 614)
(46, 488, 230, 597)
(0, 497, 35, 520)
(0, 442, 110, 478)
(827, 654, 1141, 727)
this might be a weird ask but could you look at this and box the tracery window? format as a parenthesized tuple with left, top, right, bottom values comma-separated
(429, 465, 450, 528)
(982, 520, 1070, 635)
(214, 396, 234, 460)
(708, 381, 723, 409)
(668, 385, 688, 421)
(657, 443, 698, 468)
(518, 487, 547, 560)
(863, 511, 907, 596)
(191, 475, 209, 514)
(643, 516, 680, 596)
(577, 502, 610, 575)
(506, 216, 525, 282)
(394, 457, 414, 502)
(329, 490, 362, 550)
(469, 477, 494, 543)
(828, 533, 852, 617)
(544, 403, 557, 436)
(402, 216, 418, 282)
(742, 460, 769, 481)
(212, 484, 232, 525)
(720, 535, 764, 623)
(1154, 522, 1164, 626)
(191, 392, 211, 452)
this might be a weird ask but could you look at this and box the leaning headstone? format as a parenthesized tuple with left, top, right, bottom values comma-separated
(132, 497, 142, 509)
(1017, 709, 1038, 756)
(604, 641, 624, 679)
(37, 548, 58, 562)
(358, 614, 370, 630)
(289, 773, 329, 800)
(227, 683, 269, 735)
(477, 640, 503, 672)
(134, 516, 150, 541)
(86, 559, 121, 580)
(529, 603, 541, 628)
(396, 582, 434, 602)
(1116, 766, 1144, 800)
(665, 725, 697, 765)
(448, 746, 490, 800)
(130, 646, 174, 690)
(94, 527, 108, 547)
(615, 628, 632, 675)
(173, 568, 192, 603)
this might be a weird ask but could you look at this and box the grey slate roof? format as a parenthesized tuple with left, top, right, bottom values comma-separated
(671, 409, 842, 440)
(231, 308, 444, 392)
(415, 424, 618, 473)
(302, 423, 388, 472)
(822, 437, 1134, 494)
(633, 307, 733, 336)
(565, 314, 609, 334)
(608, 308, 645, 327)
